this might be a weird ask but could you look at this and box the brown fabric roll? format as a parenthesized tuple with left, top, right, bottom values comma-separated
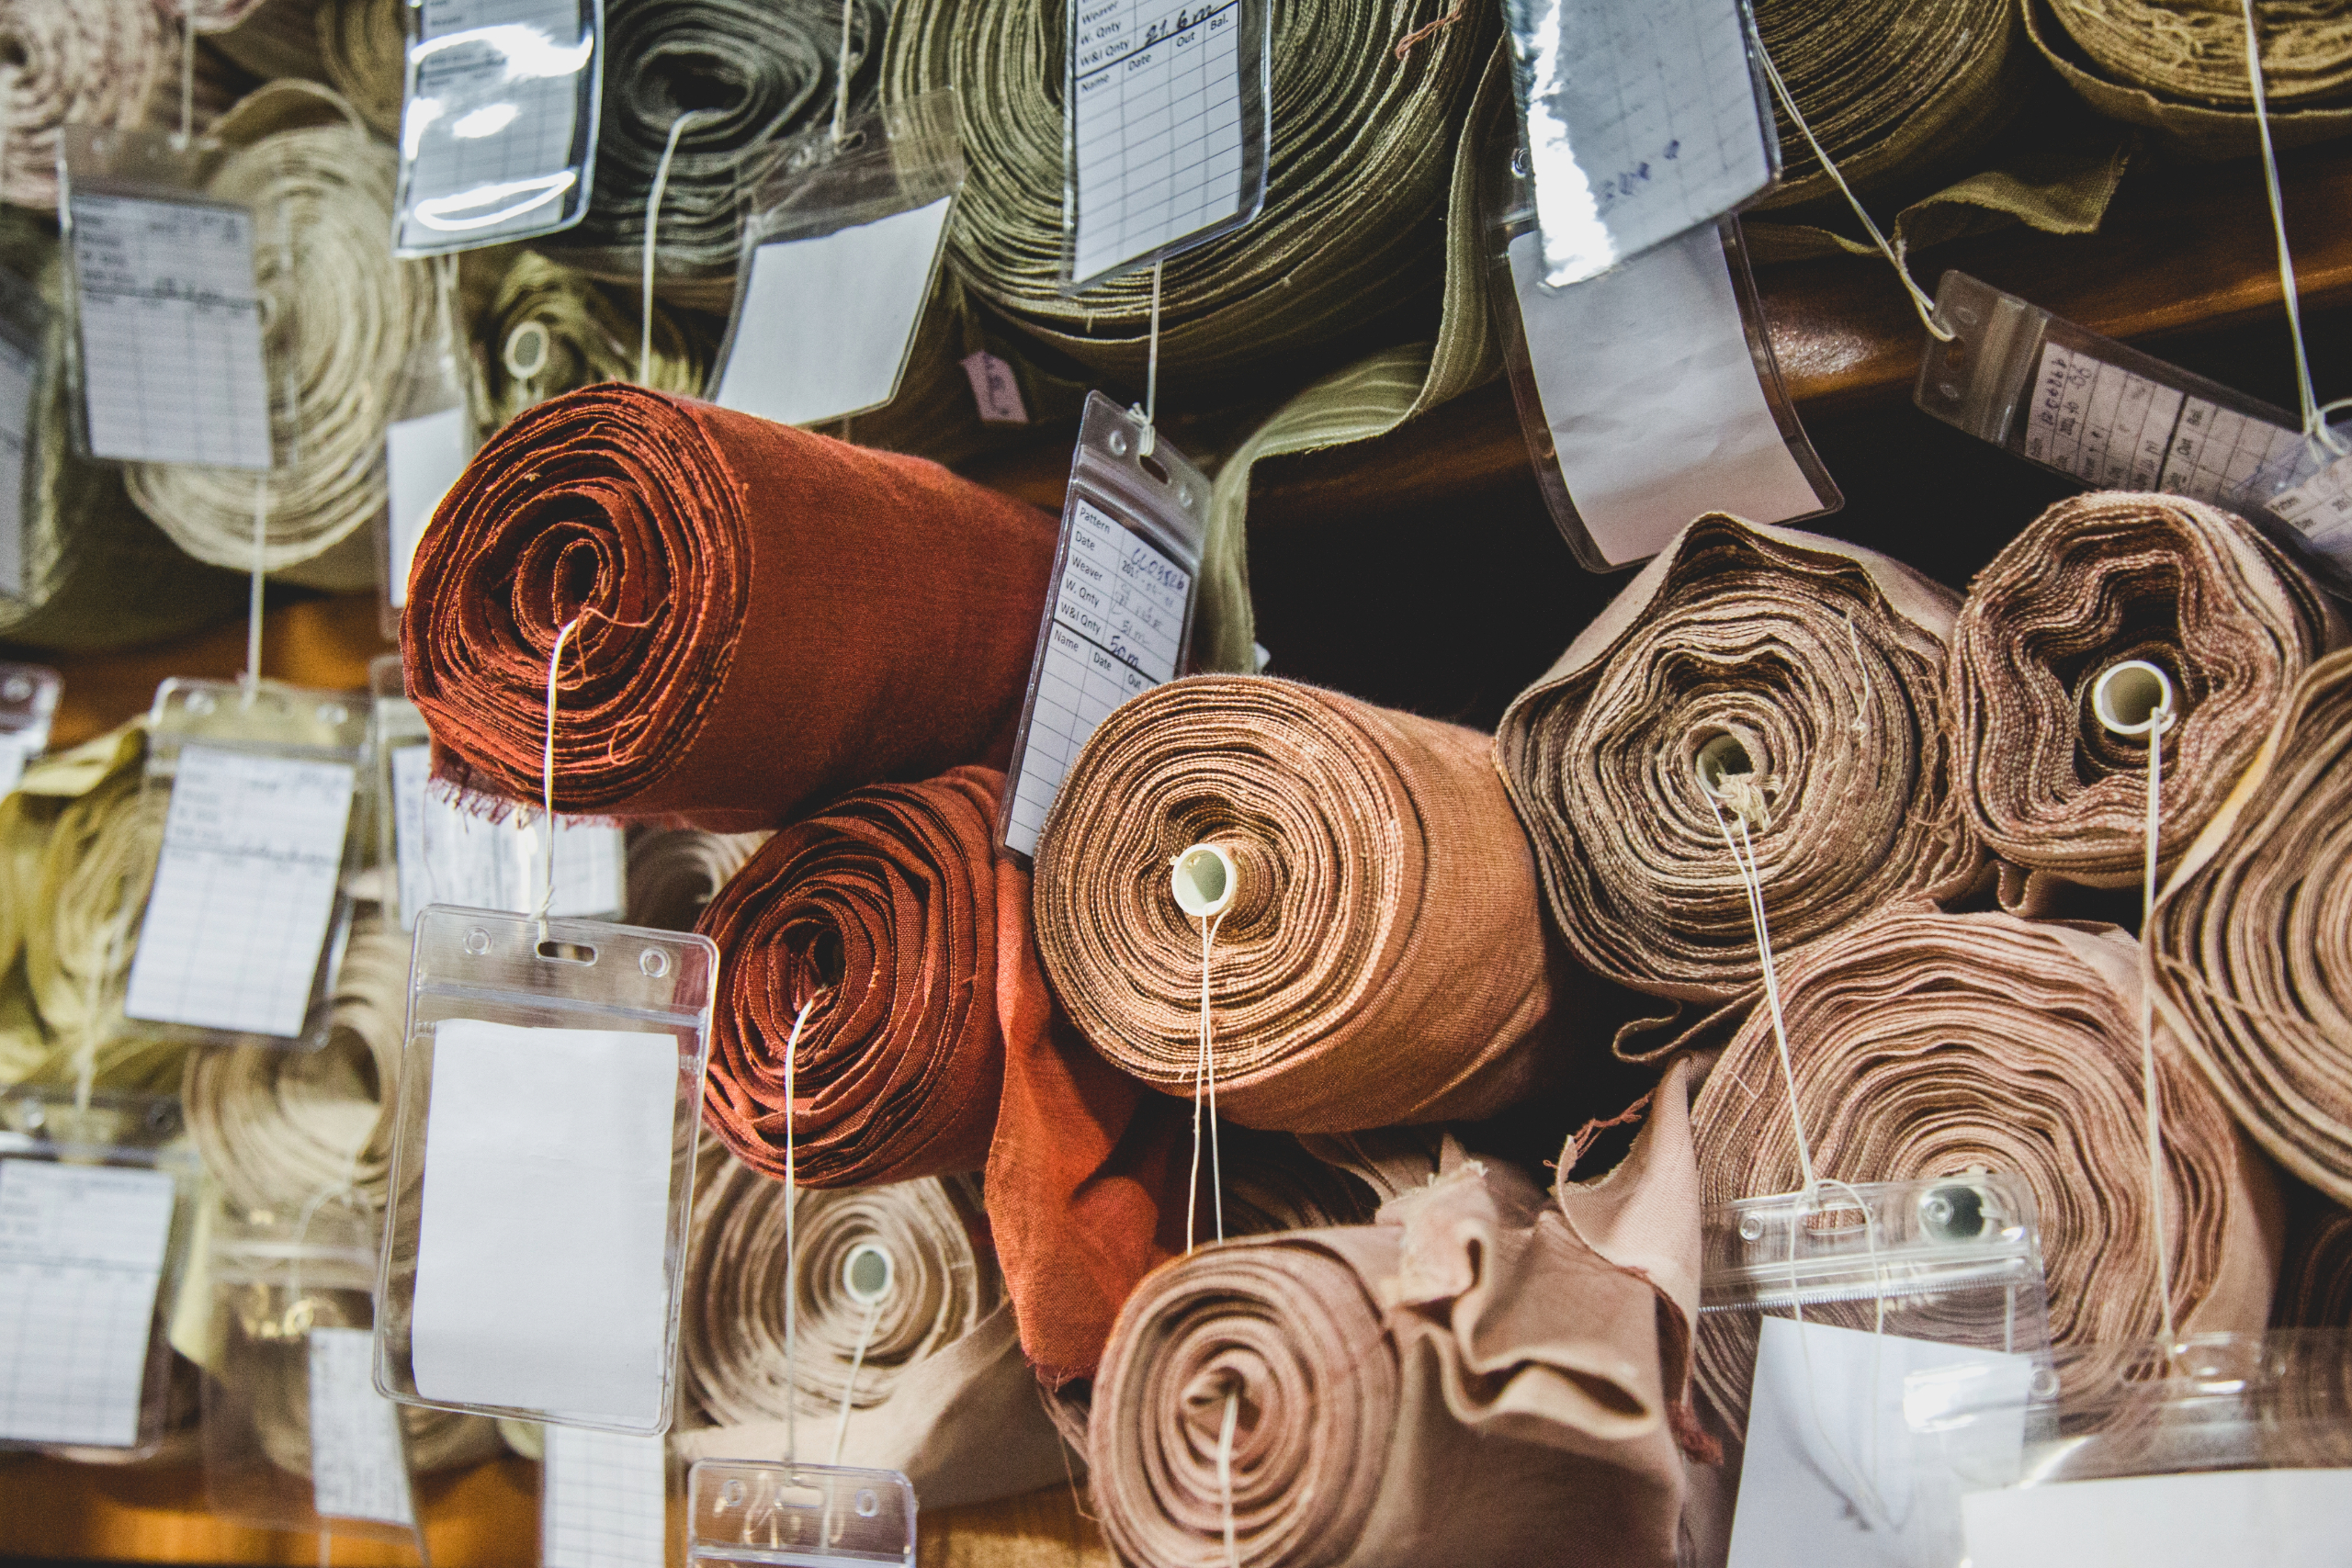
(315, 0, 402, 140)
(1690, 906, 2278, 1423)
(402, 385, 1057, 829)
(1034, 675, 1563, 1132)
(1088, 1148, 1683, 1568)
(2275, 1200, 2352, 1328)
(1496, 516, 1987, 1003)
(2150, 646, 2352, 1203)
(624, 827, 769, 932)
(1951, 493, 2343, 906)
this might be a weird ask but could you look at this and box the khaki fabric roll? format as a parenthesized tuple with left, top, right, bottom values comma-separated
(1690, 906, 2278, 1422)
(2052, 0, 2352, 107)
(1034, 675, 1562, 1133)
(1496, 516, 1987, 1003)
(1088, 1148, 1683, 1568)
(316, 0, 402, 140)
(1949, 493, 2342, 906)
(2276, 1201, 2352, 1327)
(475, 252, 715, 432)
(21, 725, 161, 1055)
(883, 0, 1494, 395)
(673, 1150, 1067, 1508)
(2150, 648, 2352, 1204)
(124, 86, 448, 591)
(209, 0, 329, 85)
(624, 827, 768, 932)
(0, 0, 172, 212)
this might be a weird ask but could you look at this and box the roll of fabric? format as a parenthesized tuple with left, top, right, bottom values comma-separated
(403, 383, 1057, 829)
(475, 252, 716, 433)
(552, 0, 888, 299)
(0, 0, 171, 212)
(21, 726, 162, 1053)
(1690, 906, 2278, 1423)
(1089, 1148, 1684, 1568)
(624, 827, 768, 932)
(2051, 0, 2352, 107)
(315, 0, 402, 140)
(1753, 0, 2023, 209)
(883, 0, 1495, 393)
(123, 87, 449, 591)
(2275, 1201, 2352, 1328)
(2150, 647, 2352, 1204)
(1035, 674, 1563, 1132)
(673, 1150, 1065, 1507)
(1496, 516, 1988, 1003)
(209, 0, 330, 85)
(1949, 493, 2342, 904)
(184, 924, 404, 1222)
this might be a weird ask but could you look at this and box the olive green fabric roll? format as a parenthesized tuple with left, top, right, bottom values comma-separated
(883, 0, 1496, 396)
(317, 0, 404, 141)
(475, 252, 716, 432)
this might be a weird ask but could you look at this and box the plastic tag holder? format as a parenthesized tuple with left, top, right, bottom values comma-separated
(377, 332, 480, 632)
(688, 1459, 917, 1568)
(994, 389, 1210, 863)
(393, 0, 605, 256)
(373, 906, 716, 1435)
(0, 267, 50, 604)
(0, 1085, 199, 1460)
(0, 660, 62, 786)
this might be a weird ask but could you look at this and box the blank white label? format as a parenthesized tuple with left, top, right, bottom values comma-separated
(0, 327, 37, 599)
(308, 1326, 416, 1528)
(124, 745, 356, 1039)
(1964, 1469, 2352, 1568)
(1510, 223, 1824, 566)
(1069, 0, 1250, 284)
(67, 193, 272, 469)
(411, 1020, 677, 1426)
(0, 730, 30, 796)
(399, 0, 594, 251)
(1728, 1316, 2031, 1568)
(1514, 0, 1772, 286)
(543, 1426, 667, 1568)
(390, 745, 623, 929)
(2023, 343, 2304, 517)
(386, 407, 471, 609)
(715, 197, 954, 427)
(0, 1160, 175, 1448)
(1004, 498, 1190, 856)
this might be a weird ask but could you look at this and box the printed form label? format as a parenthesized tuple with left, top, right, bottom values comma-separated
(1070, 0, 1249, 282)
(2024, 343, 2304, 513)
(0, 1160, 175, 1447)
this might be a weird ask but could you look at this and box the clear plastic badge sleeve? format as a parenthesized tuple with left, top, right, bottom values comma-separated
(0, 660, 61, 794)
(1503, 0, 1779, 288)
(712, 93, 963, 428)
(689, 1459, 916, 1568)
(380, 335, 479, 619)
(996, 390, 1208, 862)
(1065, 0, 1271, 288)
(376, 908, 714, 1435)
(119, 678, 368, 1050)
(394, 0, 604, 256)
(0, 1086, 197, 1457)
(57, 127, 273, 470)
(545, 1426, 670, 1568)
(0, 267, 49, 603)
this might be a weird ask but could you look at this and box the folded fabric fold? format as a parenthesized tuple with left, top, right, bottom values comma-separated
(401, 384, 1057, 828)
(1497, 516, 1987, 1002)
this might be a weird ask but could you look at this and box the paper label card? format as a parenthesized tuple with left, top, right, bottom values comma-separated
(1510, 223, 1825, 565)
(1069, 0, 1252, 284)
(1003, 498, 1189, 855)
(960, 350, 1030, 425)
(1510, 0, 1774, 287)
(0, 1160, 175, 1447)
(386, 407, 470, 609)
(390, 745, 623, 928)
(1726, 1316, 2033, 1568)
(2023, 343, 2305, 513)
(307, 1326, 416, 1527)
(411, 1020, 677, 1425)
(122, 745, 356, 1039)
(0, 324, 37, 600)
(543, 1426, 668, 1568)
(0, 730, 30, 796)
(397, 0, 596, 253)
(1963, 1468, 2352, 1568)
(68, 193, 272, 469)
(2266, 450, 2352, 569)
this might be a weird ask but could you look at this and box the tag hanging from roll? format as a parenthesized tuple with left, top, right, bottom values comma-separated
(379, 260, 475, 624)
(0, 660, 60, 795)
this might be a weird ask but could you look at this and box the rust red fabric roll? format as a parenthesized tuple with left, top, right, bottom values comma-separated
(401, 384, 1057, 829)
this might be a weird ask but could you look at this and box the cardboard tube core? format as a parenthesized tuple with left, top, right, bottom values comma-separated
(1170, 842, 1238, 919)
(2092, 660, 2177, 738)
(842, 1241, 893, 1305)
(1695, 733, 1757, 798)
(504, 320, 551, 380)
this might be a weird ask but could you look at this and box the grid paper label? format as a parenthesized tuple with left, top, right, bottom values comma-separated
(2023, 343, 2303, 513)
(399, 0, 594, 251)
(1005, 499, 1190, 856)
(308, 1326, 416, 1527)
(1070, 0, 1249, 283)
(2262, 450, 2352, 569)
(123, 744, 355, 1039)
(542, 1422, 667, 1568)
(390, 744, 623, 928)
(67, 193, 272, 469)
(0, 1160, 175, 1448)
(0, 328, 37, 599)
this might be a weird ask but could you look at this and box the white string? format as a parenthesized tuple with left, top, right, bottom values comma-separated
(179, 5, 196, 146)
(1184, 910, 1227, 1254)
(0, 66, 16, 201)
(2241, 0, 2347, 458)
(779, 996, 818, 1469)
(2138, 714, 2179, 1348)
(828, 1296, 882, 1468)
(1216, 1387, 1239, 1568)
(1844, 615, 1871, 737)
(641, 111, 711, 384)
(1707, 789, 1819, 1197)
(537, 617, 584, 938)
(1786, 1177, 1901, 1533)
(1127, 261, 1165, 458)
(1755, 43, 1952, 344)
(831, 0, 857, 146)
(244, 474, 268, 694)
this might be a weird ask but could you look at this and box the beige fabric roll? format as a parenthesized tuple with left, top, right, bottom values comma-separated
(1690, 906, 2278, 1423)
(316, 0, 403, 140)
(475, 251, 714, 432)
(2151, 647, 2352, 1204)
(672, 1148, 1066, 1509)
(0, 0, 171, 212)
(1949, 493, 2342, 906)
(1088, 1147, 1684, 1568)
(1034, 675, 1562, 1133)
(623, 827, 769, 932)
(1496, 516, 1987, 1003)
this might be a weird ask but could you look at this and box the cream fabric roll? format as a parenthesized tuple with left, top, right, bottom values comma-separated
(0, 0, 172, 212)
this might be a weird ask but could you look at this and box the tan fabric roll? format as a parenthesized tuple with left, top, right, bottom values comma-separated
(623, 827, 769, 932)
(1690, 906, 2278, 1423)
(1949, 493, 2342, 904)
(209, 0, 330, 85)
(1088, 1148, 1683, 1568)
(475, 251, 715, 432)
(2150, 647, 2352, 1204)
(673, 1149, 1066, 1509)
(1034, 675, 1561, 1133)
(1496, 516, 1987, 1003)
(0, 0, 171, 212)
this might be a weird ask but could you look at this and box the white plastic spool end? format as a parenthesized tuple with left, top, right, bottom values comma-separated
(503, 320, 551, 383)
(1170, 843, 1238, 920)
(842, 1241, 893, 1307)
(2092, 660, 2177, 739)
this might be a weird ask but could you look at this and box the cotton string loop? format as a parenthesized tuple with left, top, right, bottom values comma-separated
(1127, 261, 1166, 459)
(641, 110, 713, 384)
(2240, 0, 2350, 458)
(1705, 776, 1820, 1198)
(178, 4, 196, 146)
(244, 475, 269, 694)
(1216, 1386, 1240, 1568)
(779, 996, 819, 1468)
(1185, 910, 1228, 1255)
(828, 1295, 882, 1468)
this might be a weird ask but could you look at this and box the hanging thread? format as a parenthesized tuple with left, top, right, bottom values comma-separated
(1216, 1386, 1240, 1568)
(1705, 782, 1819, 1198)
(641, 110, 712, 384)
(537, 617, 585, 939)
(243, 475, 268, 694)
(1128, 260, 1166, 458)
(778, 996, 819, 1469)
(2241, 0, 2352, 457)
(178, 3, 196, 146)
(1171, 843, 1238, 1253)
(831, 0, 859, 145)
